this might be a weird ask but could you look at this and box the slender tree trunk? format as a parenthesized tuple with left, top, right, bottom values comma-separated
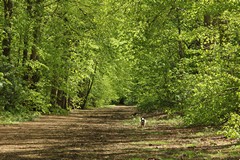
(24, 0, 43, 87)
(176, 9, 184, 58)
(57, 90, 67, 109)
(50, 87, 58, 107)
(1, 0, 14, 111)
(81, 65, 97, 109)
(204, 14, 211, 26)
(203, 14, 212, 50)
(50, 86, 68, 109)
(22, 0, 33, 66)
(2, 0, 13, 58)
(22, 34, 28, 66)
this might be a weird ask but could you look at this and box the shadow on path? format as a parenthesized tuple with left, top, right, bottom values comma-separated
(0, 106, 145, 160)
(0, 106, 239, 160)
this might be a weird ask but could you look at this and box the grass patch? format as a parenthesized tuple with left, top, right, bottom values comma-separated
(131, 140, 169, 145)
(195, 130, 216, 137)
(49, 107, 69, 115)
(0, 111, 40, 124)
(175, 150, 208, 159)
(123, 116, 162, 127)
(147, 131, 168, 135)
(209, 150, 240, 159)
(195, 131, 205, 137)
(85, 105, 117, 110)
(123, 117, 141, 126)
(213, 143, 240, 158)
(230, 144, 240, 149)
(185, 143, 197, 148)
(157, 115, 184, 127)
(123, 115, 184, 128)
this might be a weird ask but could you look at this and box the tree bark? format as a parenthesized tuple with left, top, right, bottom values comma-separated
(81, 65, 97, 109)
(2, 0, 13, 58)
(24, 0, 43, 87)
(203, 14, 212, 50)
(176, 8, 184, 58)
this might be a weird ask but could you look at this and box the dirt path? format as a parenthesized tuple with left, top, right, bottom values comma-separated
(0, 106, 239, 160)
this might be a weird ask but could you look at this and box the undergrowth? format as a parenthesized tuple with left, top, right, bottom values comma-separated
(0, 107, 70, 124)
(0, 110, 40, 124)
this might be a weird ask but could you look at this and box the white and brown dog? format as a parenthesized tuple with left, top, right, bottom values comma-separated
(140, 117, 146, 127)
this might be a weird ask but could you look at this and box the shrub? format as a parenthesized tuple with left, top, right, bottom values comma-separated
(222, 113, 240, 139)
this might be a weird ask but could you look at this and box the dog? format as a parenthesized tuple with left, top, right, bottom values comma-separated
(140, 117, 146, 127)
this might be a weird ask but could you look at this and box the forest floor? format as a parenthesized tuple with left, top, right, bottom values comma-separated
(0, 106, 239, 160)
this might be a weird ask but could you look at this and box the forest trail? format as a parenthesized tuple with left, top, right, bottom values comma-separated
(0, 106, 239, 160)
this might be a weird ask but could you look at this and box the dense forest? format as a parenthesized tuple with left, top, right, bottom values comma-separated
(0, 0, 239, 138)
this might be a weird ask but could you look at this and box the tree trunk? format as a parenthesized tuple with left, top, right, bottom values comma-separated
(24, 0, 43, 87)
(50, 87, 58, 107)
(22, 0, 33, 66)
(51, 87, 68, 109)
(81, 65, 97, 109)
(176, 8, 184, 58)
(203, 14, 212, 50)
(57, 90, 67, 109)
(204, 14, 211, 27)
(2, 0, 13, 58)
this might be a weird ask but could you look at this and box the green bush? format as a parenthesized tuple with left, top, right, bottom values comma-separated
(222, 113, 240, 139)
(0, 110, 40, 124)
